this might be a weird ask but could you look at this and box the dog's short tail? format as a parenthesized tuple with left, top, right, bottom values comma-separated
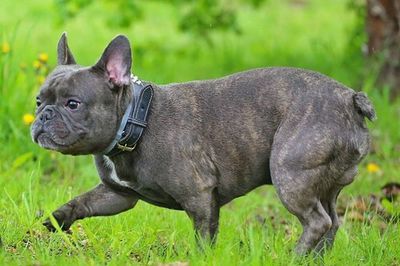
(353, 92, 377, 121)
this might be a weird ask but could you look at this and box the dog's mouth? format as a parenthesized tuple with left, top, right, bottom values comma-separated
(37, 133, 68, 150)
(31, 117, 88, 153)
(32, 127, 44, 144)
(34, 130, 84, 154)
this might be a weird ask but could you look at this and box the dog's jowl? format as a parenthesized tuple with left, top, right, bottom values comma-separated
(31, 33, 376, 254)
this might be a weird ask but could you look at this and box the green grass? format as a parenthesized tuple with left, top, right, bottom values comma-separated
(1, 0, 399, 265)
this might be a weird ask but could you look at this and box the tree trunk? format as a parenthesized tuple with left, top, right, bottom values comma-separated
(366, 0, 400, 100)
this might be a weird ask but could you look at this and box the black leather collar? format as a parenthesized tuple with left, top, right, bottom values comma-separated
(102, 76, 153, 157)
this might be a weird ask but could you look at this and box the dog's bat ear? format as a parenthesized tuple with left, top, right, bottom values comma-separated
(57, 32, 76, 65)
(92, 35, 132, 88)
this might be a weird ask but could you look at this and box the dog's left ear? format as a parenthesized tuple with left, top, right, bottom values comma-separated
(92, 35, 132, 87)
(57, 32, 77, 65)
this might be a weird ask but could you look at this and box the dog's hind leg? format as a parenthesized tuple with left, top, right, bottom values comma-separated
(314, 186, 342, 252)
(43, 184, 138, 232)
(270, 166, 333, 255)
(315, 166, 357, 251)
(269, 122, 347, 254)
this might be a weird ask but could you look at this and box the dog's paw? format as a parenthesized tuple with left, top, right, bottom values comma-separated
(43, 218, 58, 232)
(42, 218, 53, 231)
(42, 211, 72, 233)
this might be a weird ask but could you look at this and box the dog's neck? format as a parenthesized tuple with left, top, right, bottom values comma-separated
(100, 82, 160, 190)
(116, 74, 141, 120)
(101, 74, 153, 157)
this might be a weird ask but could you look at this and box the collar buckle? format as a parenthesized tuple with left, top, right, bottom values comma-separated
(116, 143, 137, 152)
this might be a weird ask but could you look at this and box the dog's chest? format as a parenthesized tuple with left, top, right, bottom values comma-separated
(101, 156, 134, 188)
(100, 156, 178, 206)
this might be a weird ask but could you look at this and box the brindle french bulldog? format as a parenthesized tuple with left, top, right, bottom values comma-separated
(31, 33, 376, 254)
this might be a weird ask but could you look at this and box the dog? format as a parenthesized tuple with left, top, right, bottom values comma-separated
(31, 33, 376, 254)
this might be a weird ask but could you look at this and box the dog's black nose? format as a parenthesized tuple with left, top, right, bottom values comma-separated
(39, 107, 55, 122)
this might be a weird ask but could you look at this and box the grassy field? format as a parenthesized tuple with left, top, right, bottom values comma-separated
(0, 0, 399, 265)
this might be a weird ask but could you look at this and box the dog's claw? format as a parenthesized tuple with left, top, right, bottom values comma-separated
(43, 216, 71, 233)
(43, 218, 57, 232)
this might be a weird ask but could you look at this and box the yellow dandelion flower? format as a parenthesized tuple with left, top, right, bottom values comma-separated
(37, 76, 46, 85)
(38, 53, 48, 63)
(19, 63, 27, 69)
(2, 42, 10, 54)
(33, 60, 41, 69)
(23, 114, 35, 125)
(367, 162, 380, 173)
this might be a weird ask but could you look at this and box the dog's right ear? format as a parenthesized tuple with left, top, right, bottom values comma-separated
(57, 32, 76, 65)
(92, 35, 132, 88)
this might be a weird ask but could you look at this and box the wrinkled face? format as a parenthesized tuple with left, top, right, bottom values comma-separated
(32, 67, 117, 154)
(31, 33, 133, 155)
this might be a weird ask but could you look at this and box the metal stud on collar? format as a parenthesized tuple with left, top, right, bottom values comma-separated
(131, 74, 142, 85)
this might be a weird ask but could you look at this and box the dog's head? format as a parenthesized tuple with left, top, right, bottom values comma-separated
(31, 33, 133, 155)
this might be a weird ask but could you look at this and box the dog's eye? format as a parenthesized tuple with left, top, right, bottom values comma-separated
(36, 98, 41, 107)
(66, 99, 81, 110)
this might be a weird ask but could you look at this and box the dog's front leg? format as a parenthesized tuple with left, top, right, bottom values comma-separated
(183, 188, 220, 246)
(43, 183, 138, 232)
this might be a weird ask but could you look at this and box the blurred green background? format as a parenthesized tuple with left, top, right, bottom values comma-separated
(1, 0, 366, 83)
(0, 0, 399, 265)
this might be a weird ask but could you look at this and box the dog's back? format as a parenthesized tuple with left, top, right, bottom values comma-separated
(155, 67, 373, 204)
